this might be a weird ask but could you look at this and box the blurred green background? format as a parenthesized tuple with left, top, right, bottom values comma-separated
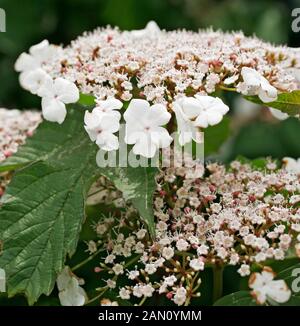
(0, 0, 300, 161)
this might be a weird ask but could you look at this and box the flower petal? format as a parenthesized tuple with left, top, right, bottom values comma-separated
(96, 132, 119, 151)
(19, 68, 50, 95)
(54, 78, 80, 104)
(206, 111, 223, 126)
(267, 280, 291, 303)
(58, 278, 86, 306)
(124, 99, 150, 122)
(151, 126, 173, 148)
(132, 136, 157, 158)
(41, 98, 67, 124)
(194, 113, 209, 128)
(258, 80, 278, 103)
(97, 98, 123, 112)
(29, 40, 49, 58)
(179, 97, 202, 120)
(99, 114, 120, 134)
(269, 108, 288, 120)
(146, 104, 171, 126)
(15, 53, 38, 72)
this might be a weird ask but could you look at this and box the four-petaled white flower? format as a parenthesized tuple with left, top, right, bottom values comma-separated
(124, 99, 172, 158)
(19, 68, 50, 95)
(238, 67, 278, 103)
(15, 40, 52, 74)
(282, 157, 300, 175)
(56, 267, 87, 306)
(84, 98, 122, 151)
(173, 95, 229, 145)
(38, 77, 79, 124)
(0, 268, 5, 293)
(249, 267, 291, 305)
(15, 40, 54, 93)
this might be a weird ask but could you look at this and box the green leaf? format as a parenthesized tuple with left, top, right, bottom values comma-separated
(0, 162, 91, 305)
(0, 106, 158, 304)
(244, 90, 300, 116)
(213, 291, 257, 306)
(0, 107, 95, 173)
(101, 167, 157, 236)
(0, 108, 99, 304)
(78, 93, 96, 106)
(204, 116, 231, 156)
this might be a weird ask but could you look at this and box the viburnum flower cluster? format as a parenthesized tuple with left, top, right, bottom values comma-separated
(0, 109, 41, 198)
(0, 108, 41, 163)
(15, 40, 79, 124)
(56, 267, 87, 306)
(14, 22, 300, 158)
(82, 156, 300, 306)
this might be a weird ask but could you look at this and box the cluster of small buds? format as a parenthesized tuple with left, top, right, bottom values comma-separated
(0, 108, 41, 163)
(88, 156, 300, 306)
(41, 24, 300, 104)
(0, 108, 41, 198)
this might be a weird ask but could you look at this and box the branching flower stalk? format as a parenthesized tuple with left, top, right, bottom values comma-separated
(76, 154, 300, 306)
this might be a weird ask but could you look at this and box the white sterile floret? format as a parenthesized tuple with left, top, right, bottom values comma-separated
(268, 108, 289, 120)
(131, 21, 161, 40)
(15, 39, 51, 73)
(249, 267, 291, 305)
(124, 99, 172, 158)
(38, 77, 79, 124)
(84, 99, 122, 151)
(238, 67, 278, 103)
(282, 157, 300, 175)
(172, 95, 229, 145)
(56, 267, 87, 306)
(94, 98, 123, 116)
(19, 68, 50, 95)
(15, 40, 56, 94)
(0, 268, 5, 292)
